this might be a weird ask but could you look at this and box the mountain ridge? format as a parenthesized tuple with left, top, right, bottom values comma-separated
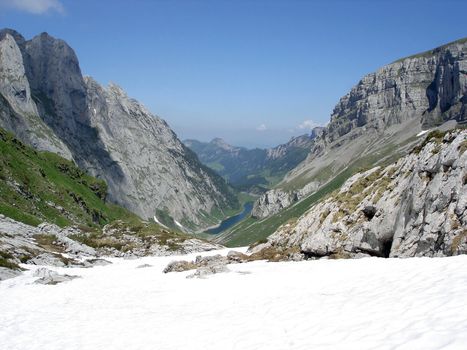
(0, 29, 238, 231)
(219, 37, 467, 245)
(184, 130, 322, 192)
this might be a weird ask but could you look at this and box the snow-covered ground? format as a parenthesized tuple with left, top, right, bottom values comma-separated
(1, 249, 467, 350)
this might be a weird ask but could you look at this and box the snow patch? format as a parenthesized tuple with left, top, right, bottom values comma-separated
(174, 219, 184, 230)
(417, 129, 431, 137)
(153, 215, 168, 229)
(1, 252, 467, 349)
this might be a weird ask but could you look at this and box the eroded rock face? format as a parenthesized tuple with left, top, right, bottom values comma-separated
(84, 78, 235, 227)
(256, 38, 467, 219)
(251, 182, 319, 219)
(0, 29, 237, 230)
(256, 130, 467, 258)
(0, 32, 72, 158)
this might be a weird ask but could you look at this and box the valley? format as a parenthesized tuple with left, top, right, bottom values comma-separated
(0, 7, 466, 348)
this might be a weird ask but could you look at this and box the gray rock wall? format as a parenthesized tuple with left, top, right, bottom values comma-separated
(256, 38, 467, 219)
(256, 130, 467, 258)
(0, 29, 237, 230)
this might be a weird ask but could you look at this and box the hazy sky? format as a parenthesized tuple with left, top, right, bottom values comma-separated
(1, 0, 466, 148)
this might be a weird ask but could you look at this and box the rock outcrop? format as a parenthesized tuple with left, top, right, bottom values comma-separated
(253, 130, 467, 258)
(0, 214, 224, 280)
(0, 33, 72, 158)
(0, 29, 237, 230)
(251, 182, 319, 219)
(255, 38, 467, 219)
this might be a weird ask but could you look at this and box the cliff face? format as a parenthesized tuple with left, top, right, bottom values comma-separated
(84, 78, 237, 227)
(0, 33, 72, 158)
(325, 38, 466, 144)
(0, 29, 237, 230)
(254, 38, 467, 220)
(254, 130, 467, 258)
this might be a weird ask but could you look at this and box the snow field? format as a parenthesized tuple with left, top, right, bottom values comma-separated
(1, 249, 467, 350)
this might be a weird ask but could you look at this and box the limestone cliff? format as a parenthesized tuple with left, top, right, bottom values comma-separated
(254, 38, 467, 219)
(0, 29, 237, 230)
(253, 130, 467, 258)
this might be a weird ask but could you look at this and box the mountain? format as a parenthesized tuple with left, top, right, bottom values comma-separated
(0, 29, 238, 231)
(184, 130, 322, 192)
(217, 37, 467, 246)
(251, 129, 467, 258)
(0, 125, 223, 280)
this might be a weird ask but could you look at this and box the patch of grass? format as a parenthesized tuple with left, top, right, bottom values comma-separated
(0, 250, 20, 270)
(220, 146, 404, 247)
(451, 230, 467, 255)
(71, 219, 192, 252)
(0, 127, 139, 228)
(33, 234, 64, 253)
(459, 140, 467, 154)
(412, 130, 446, 154)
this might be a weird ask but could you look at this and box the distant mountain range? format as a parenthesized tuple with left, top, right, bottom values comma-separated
(185, 128, 323, 192)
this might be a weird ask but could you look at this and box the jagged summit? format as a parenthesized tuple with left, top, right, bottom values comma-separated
(0, 29, 238, 230)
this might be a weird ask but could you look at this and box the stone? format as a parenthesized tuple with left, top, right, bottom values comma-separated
(163, 260, 197, 273)
(0, 267, 21, 281)
(186, 264, 230, 279)
(33, 268, 79, 285)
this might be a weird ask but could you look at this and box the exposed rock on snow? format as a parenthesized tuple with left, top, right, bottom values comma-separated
(163, 246, 305, 277)
(1, 250, 467, 350)
(33, 267, 79, 285)
(0, 267, 21, 281)
(255, 130, 467, 258)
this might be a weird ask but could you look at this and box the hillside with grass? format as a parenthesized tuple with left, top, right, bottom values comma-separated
(0, 127, 138, 229)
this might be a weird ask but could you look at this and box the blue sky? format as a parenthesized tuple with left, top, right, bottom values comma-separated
(1, 0, 466, 148)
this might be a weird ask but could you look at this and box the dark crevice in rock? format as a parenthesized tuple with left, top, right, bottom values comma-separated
(301, 250, 333, 260)
(381, 238, 394, 258)
(362, 205, 377, 221)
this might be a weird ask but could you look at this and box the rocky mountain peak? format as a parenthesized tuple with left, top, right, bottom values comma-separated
(0, 28, 25, 46)
(210, 137, 238, 151)
(0, 29, 239, 230)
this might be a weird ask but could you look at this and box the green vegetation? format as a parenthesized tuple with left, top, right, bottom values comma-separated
(185, 138, 312, 192)
(0, 127, 139, 228)
(220, 147, 404, 247)
(459, 140, 467, 154)
(70, 219, 191, 252)
(412, 130, 446, 154)
(0, 250, 20, 270)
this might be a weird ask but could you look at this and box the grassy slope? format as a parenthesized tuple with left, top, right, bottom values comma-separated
(0, 127, 138, 228)
(218, 148, 405, 247)
(0, 126, 199, 260)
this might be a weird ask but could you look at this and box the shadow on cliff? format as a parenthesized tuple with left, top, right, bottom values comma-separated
(23, 32, 125, 188)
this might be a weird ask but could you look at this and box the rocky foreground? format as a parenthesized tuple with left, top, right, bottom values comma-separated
(253, 129, 467, 259)
(0, 215, 221, 281)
